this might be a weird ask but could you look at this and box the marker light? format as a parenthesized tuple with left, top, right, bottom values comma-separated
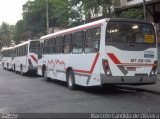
(102, 59, 112, 76)
(150, 61, 157, 76)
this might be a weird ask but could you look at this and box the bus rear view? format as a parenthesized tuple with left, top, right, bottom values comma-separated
(102, 19, 157, 85)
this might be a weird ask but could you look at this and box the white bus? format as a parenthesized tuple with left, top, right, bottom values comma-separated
(37, 18, 158, 90)
(12, 40, 40, 75)
(1, 47, 14, 70)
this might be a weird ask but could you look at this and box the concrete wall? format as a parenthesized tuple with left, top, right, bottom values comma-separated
(121, 0, 151, 7)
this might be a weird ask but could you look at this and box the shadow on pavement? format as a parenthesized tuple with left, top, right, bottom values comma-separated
(45, 79, 139, 95)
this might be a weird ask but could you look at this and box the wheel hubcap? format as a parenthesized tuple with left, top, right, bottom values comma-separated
(44, 70, 47, 80)
(68, 75, 73, 87)
(21, 67, 23, 74)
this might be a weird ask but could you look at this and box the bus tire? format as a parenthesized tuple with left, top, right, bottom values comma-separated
(20, 65, 24, 76)
(2, 63, 5, 69)
(7, 63, 9, 70)
(43, 68, 51, 82)
(13, 64, 16, 72)
(3, 63, 6, 69)
(42, 66, 45, 77)
(66, 70, 76, 90)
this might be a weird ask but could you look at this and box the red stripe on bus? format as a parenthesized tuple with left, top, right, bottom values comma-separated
(65, 53, 100, 74)
(31, 55, 38, 62)
(107, 53, 121, 64)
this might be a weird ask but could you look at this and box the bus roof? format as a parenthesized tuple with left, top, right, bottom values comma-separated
(40, 18, 107, 40)
(14, 39, 39, 48)
(40, 18, 152, 40)
(1, 46, 14, 51)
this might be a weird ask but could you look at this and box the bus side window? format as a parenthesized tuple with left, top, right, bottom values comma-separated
(72, 31, 84, 54)
(26, 44, 28, 55)
(17, 47, 19, 56)
(43, 40, 48, 54)
(63, 34, 72, 54)
(93, 28, 101, 51)
(55, 36, 63, 54)
(20, 47, 22, 56)
(22, 46, 24, 56)
(23, 46, 25, 56)
(85, 27, 100, 53)
(48, 38, 55, 54)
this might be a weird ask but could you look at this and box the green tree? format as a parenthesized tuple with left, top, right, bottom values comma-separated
(13, 0, 117, 43)
(51, 0, 70, 27)
(68, 0, 84, 27)
(0, 22, 13, 48)
(22, 0, 47, 39)
(13, 0, 70, 42)
(13, 20, 28, 44)
(119, 8, 144, 20)
(69, 0, 116, 23)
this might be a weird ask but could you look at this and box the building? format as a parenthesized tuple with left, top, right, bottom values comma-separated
(114, 0, 160, 73)
(116, 0, 152, 8)
(115, 0, 160, 38)
(114, 0, 160, 24)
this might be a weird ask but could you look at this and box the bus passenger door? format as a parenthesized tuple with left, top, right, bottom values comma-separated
(38, 43, 43, 59)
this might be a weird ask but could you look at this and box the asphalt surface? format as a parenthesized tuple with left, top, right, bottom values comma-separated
(0, 65, 160, 113)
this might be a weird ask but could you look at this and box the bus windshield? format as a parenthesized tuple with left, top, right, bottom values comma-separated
(29, 41, 39, 54)
(106, 21, 156, 45)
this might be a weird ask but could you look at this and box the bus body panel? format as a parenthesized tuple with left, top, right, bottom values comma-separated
(1, 47, 14, 70)
(38, 18, 157, 87)
(106, 46, 156, 76)
(44, 53, 102, 86)
(101, 19, 157, 85)
(14, 56, 28, 73)
(1, 40, 40, 74)
(13, 40, 39, 73)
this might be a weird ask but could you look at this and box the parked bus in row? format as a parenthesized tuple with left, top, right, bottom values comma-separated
(1, 40, 40, 75)
(1, 47, 14, 70)
(13, 40, 40, 75)
(37, 18, 158, 90)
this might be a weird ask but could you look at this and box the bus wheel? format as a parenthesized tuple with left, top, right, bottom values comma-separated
(7, 63, 9, 70)
(2, 63, 5, 69)
(43, 68, 51, 82)
(67, 70, 76, 90)
(20, 65, 24, 76)
(13, 65, 16, 72)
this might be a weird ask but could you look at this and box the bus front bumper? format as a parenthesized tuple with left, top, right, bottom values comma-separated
(100, 74, 157, 85)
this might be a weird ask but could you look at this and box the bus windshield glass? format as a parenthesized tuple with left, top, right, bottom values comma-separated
(106, 21, 156, 45)
(29, 41, 39, 54)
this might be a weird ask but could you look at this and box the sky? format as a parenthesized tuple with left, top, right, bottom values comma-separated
(0, 0, 28, 25)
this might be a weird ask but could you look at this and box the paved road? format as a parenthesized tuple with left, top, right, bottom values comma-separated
(0, 65, 160, 113)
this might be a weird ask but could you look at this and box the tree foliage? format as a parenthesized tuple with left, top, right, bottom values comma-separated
(119, 8, 144, 20)
(0, 0, 145, 47)
(0, 22, 14, 48)
(22, 0, 49, 39)
(13, 20, 28, 44)
(13, 0, 70, 42)
(69, 0, 116, 22)
(12, 0, 117, 43)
